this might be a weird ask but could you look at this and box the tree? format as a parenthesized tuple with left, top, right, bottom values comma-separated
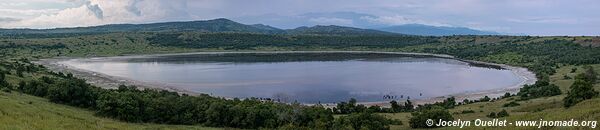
(409, 106, 453, 128)
(564, 78, 598, 108)
(487, 112, 497, 118)
(0, 72, 8, 88)
(47, 79, 98, 108)
(517, 80, 562, 100)
(583, 66, 597, 83)
(441, 97, 456, 109)
(334, 98, 367, 114)
(333, 112, 394, 130)
(403, 99, 414, 111)
(502, 92, 512, 99)
(390, 100, 401, 112)
(480, 96, 491, 102)
(17, 81, 26, 93)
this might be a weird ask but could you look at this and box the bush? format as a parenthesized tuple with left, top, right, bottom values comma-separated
(334, 98, 366, 114)
(564, 78, 598, 108)
(479, 96, 491, 102)
(582, 66, 597, 83)
(487, 112, 497, 118)
(1, 87, 11, 93)
(0, 72, 9, 89)
(501, 92, 512, 99)
(22, 80, 49, 97)
(518, 80, 562, 100)
(497, 109, 509, 117)
(47, 79, 98, 108)
(502, 101, 520, 107)
(333, 112, 395, 130)
(409, 106, 453, 128)
(460, 110, 475, 114)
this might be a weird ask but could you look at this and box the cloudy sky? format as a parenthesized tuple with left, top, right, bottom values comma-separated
(0, 0, 598, 35)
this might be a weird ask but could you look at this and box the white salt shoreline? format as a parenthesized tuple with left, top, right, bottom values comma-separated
(35, 51, 537, 107)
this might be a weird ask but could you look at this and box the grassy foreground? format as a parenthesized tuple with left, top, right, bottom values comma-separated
(0, 91, 220, 130)
(384, 64, 600, 129)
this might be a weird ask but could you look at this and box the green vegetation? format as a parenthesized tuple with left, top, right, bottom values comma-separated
(332, 112, 398, 130)
(333, 98, 415, 114)
(1, 30, 600, 129)
(502, 101, 520, 107)
(408, 106, 453, 128)
(517, 80, 562, 100)
(487, 109, 509, 118)
(0, 91, 219, 130)
(564, 67, 598, 107)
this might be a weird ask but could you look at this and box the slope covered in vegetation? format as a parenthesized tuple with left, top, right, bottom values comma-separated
(0, 91, 219, 130)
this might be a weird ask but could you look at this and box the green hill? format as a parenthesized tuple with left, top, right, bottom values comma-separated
(0, 91, 220, 130)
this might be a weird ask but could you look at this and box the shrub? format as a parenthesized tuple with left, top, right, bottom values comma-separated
(461, 110, 475, 114)
(502, 101, 520, 107)
(409, 106, 453, 128)
(479, 96, 491, 102)
(0, 72, 9, 89)
(334, 98, 367, 114)
(497, 109, 509, 117)
(518, 80, 562, 100)
(487, 112, 497, 118)
(332, 112, 394, 130)
(501, 92, 512, 99)
(47, 79, 98, 108)
(1, 87, 11, 93)
(582, 66, 597, 83)
(564, 78, 598, 108)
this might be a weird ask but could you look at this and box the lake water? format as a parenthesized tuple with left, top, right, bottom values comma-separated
(63, 52, 524, 103)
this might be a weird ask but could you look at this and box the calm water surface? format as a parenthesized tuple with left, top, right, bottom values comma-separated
(64, 53, 523, 103)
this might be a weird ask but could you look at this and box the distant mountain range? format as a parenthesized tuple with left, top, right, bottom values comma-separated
(0, 18, 499, 36)
(287, 25, 396, 35)
(0, 18, 285, 34)
(376, 24, 500, 36)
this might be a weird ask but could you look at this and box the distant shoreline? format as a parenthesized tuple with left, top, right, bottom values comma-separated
(35, 51, 537, 107)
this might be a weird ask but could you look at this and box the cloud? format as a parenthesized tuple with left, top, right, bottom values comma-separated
(0, 17, 20, 23)
(126, 0, 142, 16)
(506, 17, 580, 24)
(85, 1, 103, 19)
(1, 0, 192, 29)
(308, 17, 353, 26)
(0, 8, 60, 17)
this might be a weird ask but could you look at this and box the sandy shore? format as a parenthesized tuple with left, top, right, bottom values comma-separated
(35, 51, 537, 107)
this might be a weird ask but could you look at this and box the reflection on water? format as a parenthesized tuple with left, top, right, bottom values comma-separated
(64, 53, 523, 103)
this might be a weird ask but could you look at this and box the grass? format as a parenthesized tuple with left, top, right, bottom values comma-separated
(383, 64, 600, 130)
(0, 91, 221, 130)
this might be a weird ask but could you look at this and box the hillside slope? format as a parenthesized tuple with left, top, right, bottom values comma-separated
(0, 91, 219, 130)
